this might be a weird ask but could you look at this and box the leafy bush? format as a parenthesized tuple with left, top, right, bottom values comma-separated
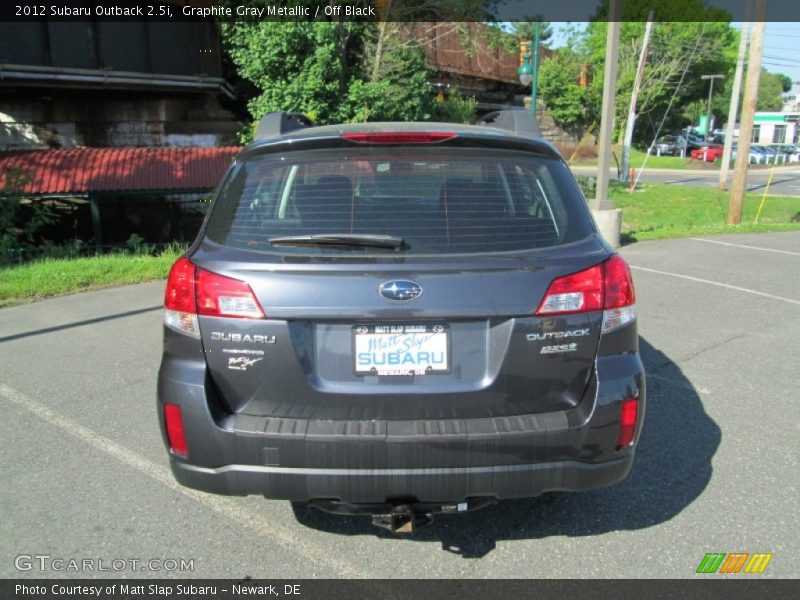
(224, 21, 434, 143)
(125, 233, 157, 255)
(575, 175, 597, 199)
(0, 167, 56, 265)
(538, 50, 591, 131)
(433, 90, 477, 124)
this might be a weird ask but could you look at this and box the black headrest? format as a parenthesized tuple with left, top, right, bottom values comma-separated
(440, 179, 507, 216)
(316, 176, 353, 195)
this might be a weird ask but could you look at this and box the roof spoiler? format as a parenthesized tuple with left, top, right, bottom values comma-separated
(478, 109, 542, 139)
(254, 112, 314, 141)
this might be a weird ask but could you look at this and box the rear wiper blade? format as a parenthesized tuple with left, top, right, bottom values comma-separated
(268, 233, 404, 249)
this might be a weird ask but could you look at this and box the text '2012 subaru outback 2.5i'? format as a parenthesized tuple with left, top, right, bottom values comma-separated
(158, 110, 645, 533)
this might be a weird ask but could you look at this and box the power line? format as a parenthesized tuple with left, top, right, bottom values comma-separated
(763, 63, 800, 70)
(762, 60, 800, 67)
(763, 55, 800, 64)
(762, 45, 800, 53)
(632, 22, 709, 191)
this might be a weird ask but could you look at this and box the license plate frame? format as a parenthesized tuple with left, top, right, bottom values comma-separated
(352, 324, 450, 376)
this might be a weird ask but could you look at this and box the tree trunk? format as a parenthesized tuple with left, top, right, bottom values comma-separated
(338, 21, 350, 94)
(371, 20, 387, 83)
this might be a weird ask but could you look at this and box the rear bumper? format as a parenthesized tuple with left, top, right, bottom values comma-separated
(169, 455, 633, 502)
(171, 454, 633, 503)
(158, 351, 645, 504)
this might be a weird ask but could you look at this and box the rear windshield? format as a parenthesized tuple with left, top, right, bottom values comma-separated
(204, 146, 595, 255)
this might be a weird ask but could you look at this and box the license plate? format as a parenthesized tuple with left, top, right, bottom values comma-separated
(353, 324, 449, 376)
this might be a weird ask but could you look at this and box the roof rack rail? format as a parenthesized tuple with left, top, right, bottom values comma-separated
(478, 109, 542, 139)
(254, 112, 315, 141)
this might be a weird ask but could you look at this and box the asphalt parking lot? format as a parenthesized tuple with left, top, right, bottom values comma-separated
(1, 231, 798, 579)
(571, 165, 800, 196)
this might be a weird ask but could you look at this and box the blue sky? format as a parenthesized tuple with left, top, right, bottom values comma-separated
(548, 21, 800, 95)
(760, 22, 800, 94)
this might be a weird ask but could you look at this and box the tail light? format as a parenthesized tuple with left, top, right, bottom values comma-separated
(164, 257, 200, 338)
(535, 254, 636, 333)
(342, 132, 456, 144)
(601, 254, 636, 332)
(163, 257, 265, 338)
(195, 267, 265, 319)
(616, 398, 639, 449)
(535, 264, 603, 315)
(163, 403, 189, 458)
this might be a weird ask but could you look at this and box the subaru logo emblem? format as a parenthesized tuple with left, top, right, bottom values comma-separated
(379, 280, 423, 301)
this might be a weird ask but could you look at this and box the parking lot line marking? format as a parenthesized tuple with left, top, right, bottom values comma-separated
(0, 383, 369, 579)
(689, 238, 800, 256)
(630, 266, 800, 306)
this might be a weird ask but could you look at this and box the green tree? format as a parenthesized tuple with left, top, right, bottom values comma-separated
(347, 39, 433, 122)
(222, 20, 434, 140)
(0, 167, 53, 263)
(538, 49, 591, 130)
(712, 68, 793, 125)
(776, 73, 793, 93)
(758, 70, 788, 111)
(433, 90, 478, 124)
(583, 18, 735, 142)
(223, 22, 354, 129)
(511, 21, 554, 47)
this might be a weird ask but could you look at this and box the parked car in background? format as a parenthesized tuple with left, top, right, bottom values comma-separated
(651, 132, 705, 156)
(755, 145, 791, 164)
(652, 135, 684, 156)
(680, 132, 707, 151)
(748, 145, 774, 164)
(690, 143, 724, 162)
(767, 144, 798, 163)
(731, 143, 763, 165)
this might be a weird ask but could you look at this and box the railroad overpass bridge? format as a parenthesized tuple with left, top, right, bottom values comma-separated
(403, 22, 552, 114)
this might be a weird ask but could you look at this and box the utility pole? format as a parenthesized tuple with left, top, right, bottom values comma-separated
(719, 6, 752, 191)
(517, 21, 541, 117)
(728, 0, 767, 225)
(700, 74, 725, 140)
(593, 0, 621, 212)
(532, 21, 541, 117)
(591, 0, 622, 247)
(620, 13, 654, 184)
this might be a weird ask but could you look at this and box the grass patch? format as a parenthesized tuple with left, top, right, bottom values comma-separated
(0, 249, 184, 308)
(610, 183, 800, 242)
(571, 147, 715, 170)
(629, 148, 704, 170)
(2, 185, 798, 307)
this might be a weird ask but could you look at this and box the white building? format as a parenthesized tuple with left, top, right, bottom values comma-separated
(752, 112, 799, 144)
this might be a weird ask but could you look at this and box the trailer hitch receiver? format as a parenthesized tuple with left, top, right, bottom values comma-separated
(371, 505, 433, 534)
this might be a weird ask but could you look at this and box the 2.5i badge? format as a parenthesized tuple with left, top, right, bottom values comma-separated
(540, 343, 578, 354)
